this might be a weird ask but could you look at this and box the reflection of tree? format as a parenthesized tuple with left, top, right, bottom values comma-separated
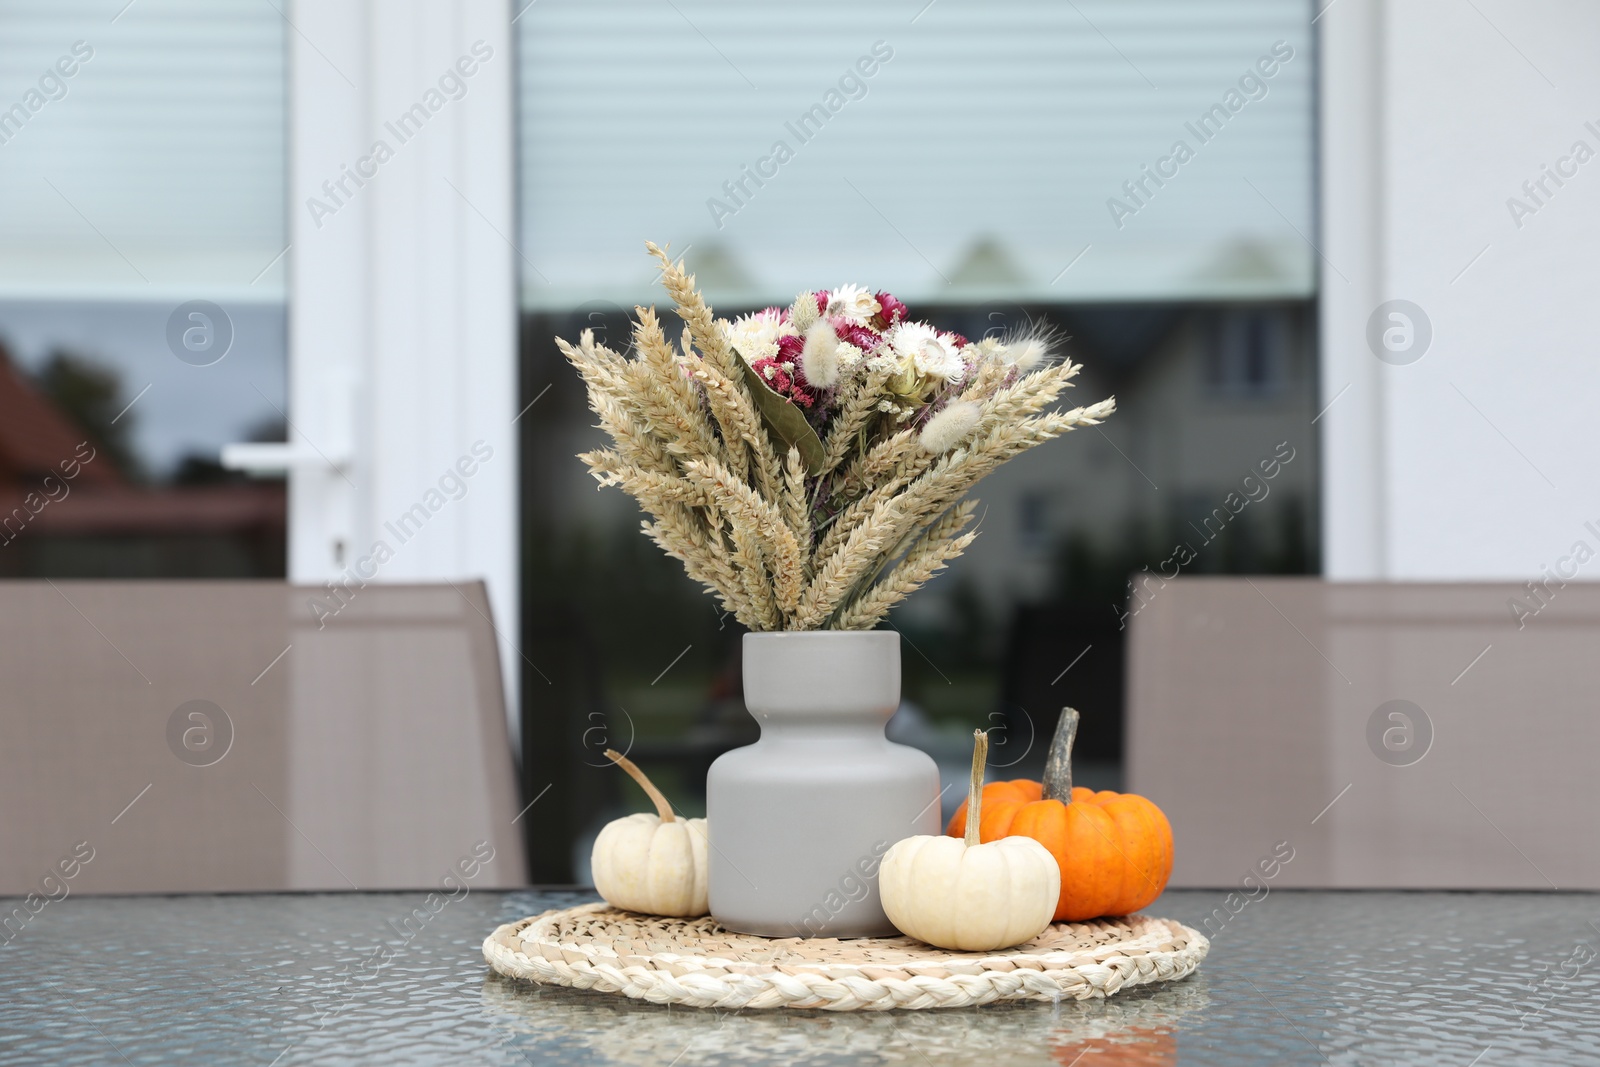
(170, 455, 235, 486)
(525, 520, 728, 677)
(1052, 498, 1317, 612)
(245, 413, 288, 444)
(34, 349, 142, 481)
(173, 414, 286, 486)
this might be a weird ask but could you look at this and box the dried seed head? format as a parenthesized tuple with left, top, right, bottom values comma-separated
(801, 320, 841, 388)
(919, 400, 982, 454)
(790, 291, 820, 334)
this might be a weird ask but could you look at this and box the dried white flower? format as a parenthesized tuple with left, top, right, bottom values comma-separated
(889, 320, 936, 355)
(866, 349, 907, 375)
(723, 308, 797, 364)
(827, 283, 880, 325)
(890, 322, 965, 382)
(835, 341, 864, 368)
(800, 320, 841, 388)
(919, 401, 982, 454)
(914, 338, 964, 381)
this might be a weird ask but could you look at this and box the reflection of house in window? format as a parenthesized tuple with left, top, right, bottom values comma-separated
(0, 350, 284, 577)
(1204, 308, 1289, 398)
(1017, 491, 1050, 552)
(880, 303, 1315, 606)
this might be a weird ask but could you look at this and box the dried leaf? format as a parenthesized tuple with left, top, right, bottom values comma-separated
(740, 360, 825, 475)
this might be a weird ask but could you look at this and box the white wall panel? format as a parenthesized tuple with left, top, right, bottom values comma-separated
(1322, 0, 1600, 580)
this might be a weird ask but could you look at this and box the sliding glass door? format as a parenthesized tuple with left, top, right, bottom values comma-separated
(0, 0, 288, 577)
(514, 0, 1319, 879)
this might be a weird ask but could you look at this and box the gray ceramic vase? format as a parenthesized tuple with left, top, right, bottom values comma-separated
(706, 631, 941, 937)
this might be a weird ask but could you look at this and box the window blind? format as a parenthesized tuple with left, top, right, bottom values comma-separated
(516, 0, 1314, 310)
(0, 0, 287, 300)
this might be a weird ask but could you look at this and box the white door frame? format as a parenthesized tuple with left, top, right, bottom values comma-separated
(1319, 0, 1598, 581)
(231, 0, 520, 739)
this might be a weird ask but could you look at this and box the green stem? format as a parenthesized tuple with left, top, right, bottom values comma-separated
(1042, 707, 1079, 804)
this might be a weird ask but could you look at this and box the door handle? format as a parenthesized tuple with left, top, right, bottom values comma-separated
(220, 442, 350, 475)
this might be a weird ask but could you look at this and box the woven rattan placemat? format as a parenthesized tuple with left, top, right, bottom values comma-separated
(482, 902, 1207, 1011)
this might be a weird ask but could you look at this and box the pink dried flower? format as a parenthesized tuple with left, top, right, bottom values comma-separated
(750, 355, 816, 407)
(775, 334, 804, 362)
(833, 321, 883, 354)
(874, 292, 908, 328)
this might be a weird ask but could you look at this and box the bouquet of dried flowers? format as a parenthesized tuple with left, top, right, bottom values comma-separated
(559, 244, 1115, 631)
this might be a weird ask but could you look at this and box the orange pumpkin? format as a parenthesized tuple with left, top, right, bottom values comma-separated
(1053, 1031, 1176, 1066)
(946, 707, 1172, 922)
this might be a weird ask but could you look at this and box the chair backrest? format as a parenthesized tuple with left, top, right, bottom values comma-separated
(0, 580, 526, 894)
(1127, 577, 1599, 889)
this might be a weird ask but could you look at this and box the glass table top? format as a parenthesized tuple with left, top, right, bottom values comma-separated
(2, 888, 1597, 1065)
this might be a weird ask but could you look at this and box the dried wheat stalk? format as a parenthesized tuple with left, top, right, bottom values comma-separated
(557, 245, 1116, 631)
(833, 501, 980, 630)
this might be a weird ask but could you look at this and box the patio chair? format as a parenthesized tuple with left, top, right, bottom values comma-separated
(1125, 577, 1600, 889)
(0, 580, 527, 894)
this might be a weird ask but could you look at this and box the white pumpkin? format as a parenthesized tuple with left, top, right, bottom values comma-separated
(880, 730, 1058, 951)
(591, 749, 709, 917)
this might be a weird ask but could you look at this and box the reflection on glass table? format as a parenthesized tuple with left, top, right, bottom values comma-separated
(3, 890, 1597, 1066)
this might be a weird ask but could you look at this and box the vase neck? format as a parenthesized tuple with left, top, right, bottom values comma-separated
(751, 711, 890, 742)
(742, 631, 901, 718)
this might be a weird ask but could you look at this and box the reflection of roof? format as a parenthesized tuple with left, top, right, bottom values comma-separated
(0, 484, 284, 535)
(0, 350, 284, 540)
(0, 353, 119, 485)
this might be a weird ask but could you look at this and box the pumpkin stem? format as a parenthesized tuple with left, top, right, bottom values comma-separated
(603, 749, 675, 823)
(965, 728, 989, 849)
(1042, 707, 1079, 804)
